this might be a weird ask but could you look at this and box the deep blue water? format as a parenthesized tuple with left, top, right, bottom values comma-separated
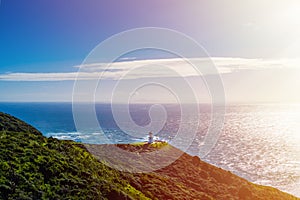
(0, 102, 184, 143)
(0, 102, 76, 134)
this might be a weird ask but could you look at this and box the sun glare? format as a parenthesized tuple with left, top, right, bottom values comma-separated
(280, 2, 300, 29)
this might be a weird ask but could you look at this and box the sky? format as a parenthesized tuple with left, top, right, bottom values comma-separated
(0, 0, 299, 103)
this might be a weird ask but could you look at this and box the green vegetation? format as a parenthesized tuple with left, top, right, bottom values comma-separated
(0, 112, 298, 200)
(0, 113, 148, 200)
(117, 143, 299, 200)
(116, 141, 169, 153)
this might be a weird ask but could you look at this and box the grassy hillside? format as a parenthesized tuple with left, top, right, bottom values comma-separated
(120, 145, 298, 200)
(0, 112, 147, 200)
(0, 112, 298, 200)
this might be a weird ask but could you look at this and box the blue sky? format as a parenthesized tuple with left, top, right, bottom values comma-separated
(0, 0, 299, 102)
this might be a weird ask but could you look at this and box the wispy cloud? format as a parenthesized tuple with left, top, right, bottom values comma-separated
(0, 57, 299, 81)
(0, 72, 98, 81)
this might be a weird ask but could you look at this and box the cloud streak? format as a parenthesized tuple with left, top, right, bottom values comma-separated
(0, 57, 299, 81)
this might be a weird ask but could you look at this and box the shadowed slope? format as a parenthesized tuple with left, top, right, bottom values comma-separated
(115, 143, 299, 200)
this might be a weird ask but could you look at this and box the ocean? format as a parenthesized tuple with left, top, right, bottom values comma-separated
(0, 102, 299, 197)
